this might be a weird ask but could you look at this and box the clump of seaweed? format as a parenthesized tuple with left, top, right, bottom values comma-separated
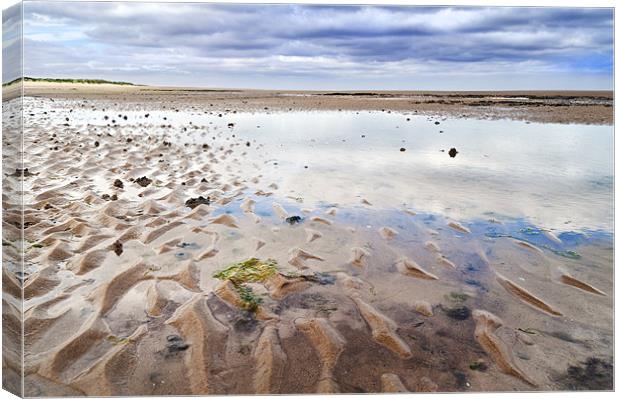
(234, 285, 263, 311)
(213, 258, 278, 285)
(445, 292, 469, 303)
(469, 360, 488, 371)
(213, 258, 278, 311)
(106, 335, 134, 345)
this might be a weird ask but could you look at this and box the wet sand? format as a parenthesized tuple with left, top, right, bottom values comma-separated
(1, 82, 614, 395)
(20, 81, 613, 125)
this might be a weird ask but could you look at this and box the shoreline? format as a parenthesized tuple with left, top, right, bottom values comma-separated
(8, 81, 613, 125)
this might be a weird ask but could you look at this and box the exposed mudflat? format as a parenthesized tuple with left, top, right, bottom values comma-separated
(1, 86, 614, 395)
(19, 81, 613, 125)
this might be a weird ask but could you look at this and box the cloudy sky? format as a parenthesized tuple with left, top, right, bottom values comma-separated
(5, 2, 615, 89)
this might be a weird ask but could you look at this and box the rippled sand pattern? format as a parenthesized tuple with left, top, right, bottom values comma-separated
(2, 94, 613, 395)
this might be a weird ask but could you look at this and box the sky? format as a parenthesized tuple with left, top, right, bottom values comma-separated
(3, 2, 615, 90)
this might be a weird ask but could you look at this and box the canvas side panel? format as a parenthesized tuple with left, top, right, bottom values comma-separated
(2, 2, 24, 397)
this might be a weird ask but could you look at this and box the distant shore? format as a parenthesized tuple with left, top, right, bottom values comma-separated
(4, 80, 614, 124)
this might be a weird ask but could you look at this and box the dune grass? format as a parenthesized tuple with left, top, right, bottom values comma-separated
(3, 76, 135, 86)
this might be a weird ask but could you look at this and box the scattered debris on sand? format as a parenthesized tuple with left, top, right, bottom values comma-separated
(135, 176, 152, 187)
(185, 196, 211, 209)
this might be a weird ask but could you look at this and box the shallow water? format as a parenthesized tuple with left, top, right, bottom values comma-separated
(40, 98, 613, 233)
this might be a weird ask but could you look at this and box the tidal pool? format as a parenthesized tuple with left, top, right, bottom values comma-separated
(34, 98, 613, 233)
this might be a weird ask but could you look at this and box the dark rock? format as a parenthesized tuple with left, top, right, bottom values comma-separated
(302, 272, 336, 285)
(94, 141, 99, 147)
(10, 168, 35, 177)
(400, 148, 406, 152)
(449, 148, 458, 158)
(166, 334, 181, 342)
(444, 305, 471, 320)
(177, 242, 199, 249)
(135, 176, 152, 187)
(469, 361, 488, 371)
(285, 215, 303, 225)
(166, 336, 189, 354)
(228, 123, 235, 128)
(185, 196, 210, 209)
(112, 240, 123, 256)
(113, 179, 124, 189)
(434, 121, 440, 125)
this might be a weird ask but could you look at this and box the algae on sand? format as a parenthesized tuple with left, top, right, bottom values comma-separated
(213, 258, 279, 311)
(213, 257, 278, 285)
(234, 285, 264, 311)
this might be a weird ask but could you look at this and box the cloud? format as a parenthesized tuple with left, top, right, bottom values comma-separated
(2, 3, 22, 83)
(17, 2, 613, 89)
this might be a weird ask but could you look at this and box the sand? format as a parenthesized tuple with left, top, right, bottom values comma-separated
(0, 82, 614, 395)
(16, 81, 613, 125)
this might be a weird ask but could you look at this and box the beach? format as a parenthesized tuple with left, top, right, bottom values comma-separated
(2, 81, 613, 395)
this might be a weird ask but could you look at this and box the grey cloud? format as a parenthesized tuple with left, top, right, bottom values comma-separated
(19, 2, 614, 89)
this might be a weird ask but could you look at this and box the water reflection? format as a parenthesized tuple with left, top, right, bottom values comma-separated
(31, 99, 614, 232)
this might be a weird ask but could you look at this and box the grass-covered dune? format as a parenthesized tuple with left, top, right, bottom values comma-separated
(2, 76, 135, 86)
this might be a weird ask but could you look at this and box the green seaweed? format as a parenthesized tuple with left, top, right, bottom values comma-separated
(445, 292, 469, 303)
(106, 335, 134, 345)
(543, 246, 581, 259)
(213, 258, 278, 285)
(213, 258, 278, 312)
(519, 227, 541, 236)
(469, 361, 488, 371)
(517, 327, 539, 335)
(234, 285, 263, 311)
(484, 233, 581, 259)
